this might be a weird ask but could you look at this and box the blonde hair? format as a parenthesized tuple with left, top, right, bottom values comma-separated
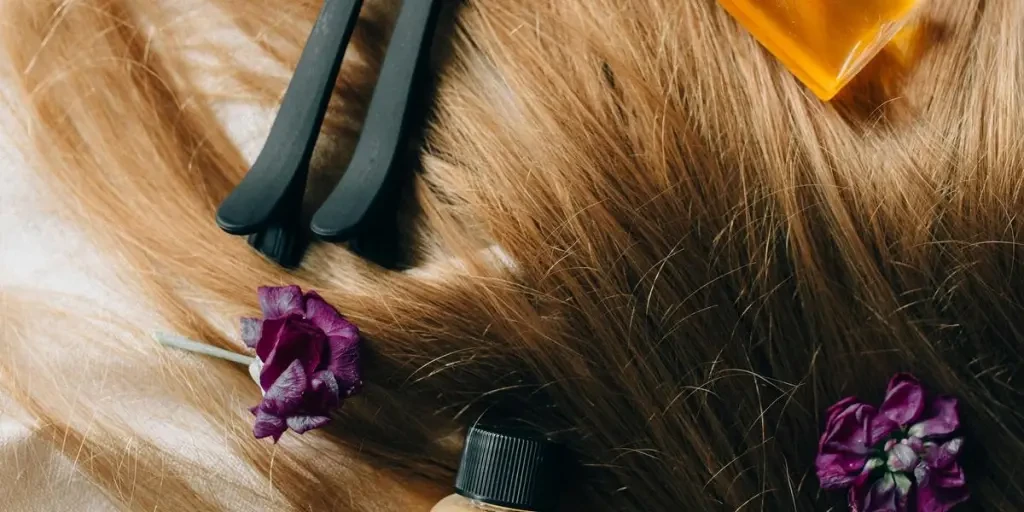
(2, 0, 1024, 509)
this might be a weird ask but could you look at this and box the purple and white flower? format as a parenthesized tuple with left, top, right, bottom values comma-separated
(243, 285, 363, 442)
(816, 374, 968, 512)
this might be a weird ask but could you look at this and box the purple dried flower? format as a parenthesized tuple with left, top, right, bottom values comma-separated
(816, 374, 969, 512)
(244, 285, 362, 442)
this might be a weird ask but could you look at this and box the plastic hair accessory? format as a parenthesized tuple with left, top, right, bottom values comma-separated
(216, 0, 363, 268)
(311, 0, 443, 242)
(717, 0, 923, 100)
(816, 374, 968, 512)
(156, 285, 363, 442)
(217, 0, 441, 269)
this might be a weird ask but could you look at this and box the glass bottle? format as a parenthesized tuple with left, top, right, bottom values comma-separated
(717, 0, 923, 99)
(431, 494, 533, 511)
(430, 425, 565, 512)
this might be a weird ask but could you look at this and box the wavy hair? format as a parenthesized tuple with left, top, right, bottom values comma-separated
(2, 0, 1023, 509)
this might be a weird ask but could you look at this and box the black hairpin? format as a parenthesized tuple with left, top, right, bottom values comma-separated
(216, 0, 364, 268)
(310, 0, 443, 242)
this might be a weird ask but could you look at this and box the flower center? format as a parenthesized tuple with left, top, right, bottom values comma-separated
(885, 438, 920, 473)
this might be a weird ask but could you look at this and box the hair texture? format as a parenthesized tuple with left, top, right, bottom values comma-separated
(2, 0, 1024, 510)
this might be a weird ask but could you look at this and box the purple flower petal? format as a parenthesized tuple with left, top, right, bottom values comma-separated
(816, 402, 880, 489)
(819, 397, 860, 452)
(324, 334, 363, 395)
(820, 403, 875, 456)
(258, 285, 304, 319)
(254, 317, 291, 361)
(916, 485, 969, 512)
(915, 462, 970, 512)
(934, 464, 967, 489)
(878, 374, 925, 426)
(261, 360, 307, 415)
(285, 415, 332, 434)
(816, 452, 875, 489)
(304, 292, 358, 337)
(259, 318, 325, 391)
(909, 397, 959, 439)
(849, 473, 902, 512)
(825, 398, 861, 425)
(869, 416, 899, 447)
(253, 409, 287, 442)
(310, 370, 341, 410)
(240, 317, 262, 348)
(922, 438, 963, 470)
(906, 436, 924, 453)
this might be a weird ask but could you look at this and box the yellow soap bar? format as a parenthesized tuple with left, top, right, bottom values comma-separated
(718, 0, 922, 100)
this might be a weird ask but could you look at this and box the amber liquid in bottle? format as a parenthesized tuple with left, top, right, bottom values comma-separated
(717, 0, 922, 100)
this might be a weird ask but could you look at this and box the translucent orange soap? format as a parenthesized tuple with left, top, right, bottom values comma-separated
(717, 0, 922, 100)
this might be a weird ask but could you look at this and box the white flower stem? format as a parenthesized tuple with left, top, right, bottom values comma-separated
(154, 331, 256, 366)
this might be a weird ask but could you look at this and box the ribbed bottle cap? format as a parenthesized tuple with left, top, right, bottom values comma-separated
(454, 425, 565, 511)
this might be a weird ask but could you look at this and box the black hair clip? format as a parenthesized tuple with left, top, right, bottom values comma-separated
(216, 0, 364, 268)
(217, 0, 443, 269)
(310, 0, 443, 242)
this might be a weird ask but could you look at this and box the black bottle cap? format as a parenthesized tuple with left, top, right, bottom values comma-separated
(454, 425, 565, 511)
